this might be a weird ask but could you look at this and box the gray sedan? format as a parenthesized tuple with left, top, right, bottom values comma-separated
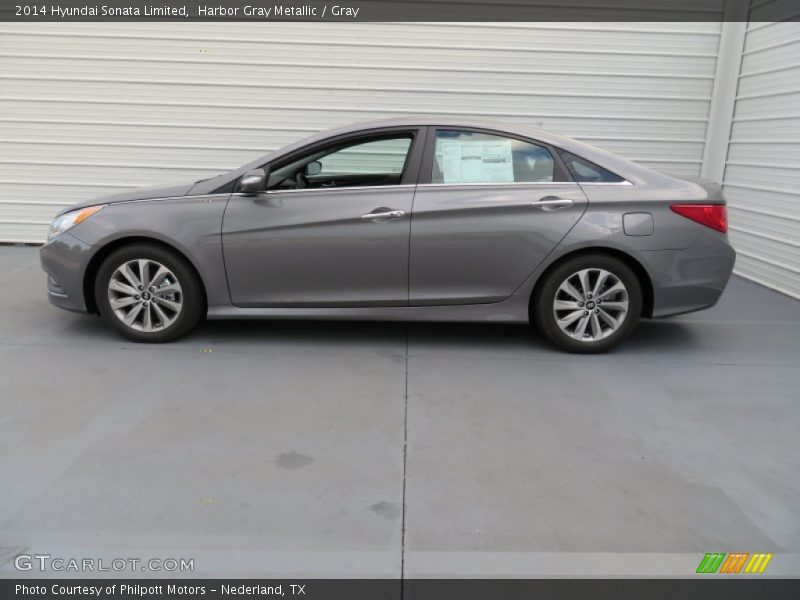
(40, 118, 735, 352)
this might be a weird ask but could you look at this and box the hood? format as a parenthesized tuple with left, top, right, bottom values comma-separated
(57, 181, 195, 216)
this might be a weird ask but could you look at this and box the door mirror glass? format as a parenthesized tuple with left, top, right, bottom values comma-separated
(305, 161, 322, 176)
(240, 168, 266, 194)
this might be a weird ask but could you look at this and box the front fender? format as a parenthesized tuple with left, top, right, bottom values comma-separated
(63, 195, 231, 309)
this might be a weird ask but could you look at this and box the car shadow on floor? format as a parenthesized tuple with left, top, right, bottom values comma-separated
(188, 317, 701, 355)
(59, 312, 701, 355)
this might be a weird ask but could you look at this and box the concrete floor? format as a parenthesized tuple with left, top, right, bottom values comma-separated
(1, 245, 799, 578)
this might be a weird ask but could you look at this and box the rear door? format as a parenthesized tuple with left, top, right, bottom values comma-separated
(409, 128, 588, 305)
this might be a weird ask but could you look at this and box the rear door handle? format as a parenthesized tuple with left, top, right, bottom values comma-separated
(361, 209, 406, 220)
(532, 196, 574, 211)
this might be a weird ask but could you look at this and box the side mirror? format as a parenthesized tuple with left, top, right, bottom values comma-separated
(305, 161, 322, 176)
(240, 168, 266, 194)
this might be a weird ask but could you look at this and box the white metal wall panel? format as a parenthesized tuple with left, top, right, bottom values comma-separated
(0, 21, 721, 242)
(724, 21, 800, 299)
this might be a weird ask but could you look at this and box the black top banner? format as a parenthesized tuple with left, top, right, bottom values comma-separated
(1, 0, 797, 22)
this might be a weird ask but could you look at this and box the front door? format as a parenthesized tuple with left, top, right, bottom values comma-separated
(222, 130, 423, 307)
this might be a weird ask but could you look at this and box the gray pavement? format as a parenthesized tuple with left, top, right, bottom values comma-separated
(1, 245, 799, 578)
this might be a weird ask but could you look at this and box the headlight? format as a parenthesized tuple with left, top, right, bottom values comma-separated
(47, 205, 106, 241)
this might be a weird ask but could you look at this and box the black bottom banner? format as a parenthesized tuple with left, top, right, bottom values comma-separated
(3, 579, 800, 600)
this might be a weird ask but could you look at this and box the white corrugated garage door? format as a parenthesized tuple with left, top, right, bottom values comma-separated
(0, 22, 721, 243)
(724, 21, 800, 299)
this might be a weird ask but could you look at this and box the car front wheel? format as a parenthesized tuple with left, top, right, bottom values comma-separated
(95, 244, 204, 342)
(533, 254, 642, 353)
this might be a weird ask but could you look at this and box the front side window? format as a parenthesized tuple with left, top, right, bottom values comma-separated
(268, 134, 413, 191)
(318, 137, 411, 175)
(432, 130, 555, 184)
(558, 149, 625, 183)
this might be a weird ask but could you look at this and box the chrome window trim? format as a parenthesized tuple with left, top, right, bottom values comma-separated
(578, 180, 634, 186)
(251, 184, 417, 195)
(417, 181, 579, 189)
(90, 180, 632, 208)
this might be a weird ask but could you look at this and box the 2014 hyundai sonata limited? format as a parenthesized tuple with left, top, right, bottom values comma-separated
(40, 118, 735, 352)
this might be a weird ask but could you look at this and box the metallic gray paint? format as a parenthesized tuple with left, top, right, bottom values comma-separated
(40, 231, 93, 312)
(223, 186, 415, 307)
(409, 183, 588, 305)
(44, 195, 231, 309)
(623, 213, 654, 237)
(40, 117, 735, 327)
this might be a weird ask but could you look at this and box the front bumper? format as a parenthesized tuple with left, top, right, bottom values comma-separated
(39, 232, 95, 313)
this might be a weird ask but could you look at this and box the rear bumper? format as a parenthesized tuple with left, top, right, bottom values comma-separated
(39, 232, 94, 313)
(642, 231, 736, 318)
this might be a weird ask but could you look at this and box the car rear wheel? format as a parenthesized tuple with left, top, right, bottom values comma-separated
(95, 244, 204, 342)
(533, 254, 642, 353)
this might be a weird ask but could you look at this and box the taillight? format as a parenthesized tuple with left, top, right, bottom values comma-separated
(670, 204, 728, 233)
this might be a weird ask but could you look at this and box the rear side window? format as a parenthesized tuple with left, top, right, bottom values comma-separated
(558, 150, 625, 183)
(432, 130, 555, 184)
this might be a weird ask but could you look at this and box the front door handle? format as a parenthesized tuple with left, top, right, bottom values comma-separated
(532, 196, 574, 211)
(361, 209, 406, 220)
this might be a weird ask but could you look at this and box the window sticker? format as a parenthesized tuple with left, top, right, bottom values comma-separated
(439, 140, 514, 183)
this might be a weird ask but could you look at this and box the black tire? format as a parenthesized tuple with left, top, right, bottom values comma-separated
(94, 243, 204, 343)
(532, 253, 642, 354)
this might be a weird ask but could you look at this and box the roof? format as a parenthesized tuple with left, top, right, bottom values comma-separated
(197, 115, 673, 194)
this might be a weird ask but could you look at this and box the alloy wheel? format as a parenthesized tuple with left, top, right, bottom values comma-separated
(107, 259, 183, 332)
(552, 268, 629, 342)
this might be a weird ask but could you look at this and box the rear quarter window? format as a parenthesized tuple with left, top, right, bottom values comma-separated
(558, 150, 625, 183)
